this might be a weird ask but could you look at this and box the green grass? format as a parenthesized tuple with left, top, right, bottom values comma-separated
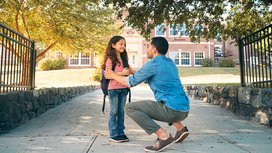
(185, 83, 241, 86)
(178, 67, 241, 77)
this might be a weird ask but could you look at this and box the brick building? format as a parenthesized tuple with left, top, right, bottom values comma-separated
(41, 24, 239, 69)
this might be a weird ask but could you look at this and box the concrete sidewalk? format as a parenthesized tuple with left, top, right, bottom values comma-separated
(0, 86, 272, 153)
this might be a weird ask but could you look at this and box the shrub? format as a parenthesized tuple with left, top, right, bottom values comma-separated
(51, 58, 66, 70)
(201, 58, 214, 67)
(219, 59, 235, 67)
(92, 68, 101, 81)
(39, 58, 51, 70)
(39, 58, 66, 70)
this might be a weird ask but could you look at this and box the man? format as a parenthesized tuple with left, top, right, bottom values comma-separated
(105, 37, 190, 152)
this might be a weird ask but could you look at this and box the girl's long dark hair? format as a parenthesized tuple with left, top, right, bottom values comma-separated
(102, 35, 128, 69)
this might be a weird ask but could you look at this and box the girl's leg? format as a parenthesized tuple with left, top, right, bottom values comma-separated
(117, 88, 128, 136)
(108, 90, 119, 138)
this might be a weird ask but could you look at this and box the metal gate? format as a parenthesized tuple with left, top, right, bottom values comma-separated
(0, 23, 36, 93)
(239, 24, 272, 88)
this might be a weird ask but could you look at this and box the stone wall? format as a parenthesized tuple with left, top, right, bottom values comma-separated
(185, 86, 272, 127)
(0, 85, 98, 132)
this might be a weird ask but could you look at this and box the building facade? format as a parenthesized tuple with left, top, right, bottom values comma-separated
(151, 24, 215, 67)
(40, 24, 239, 69)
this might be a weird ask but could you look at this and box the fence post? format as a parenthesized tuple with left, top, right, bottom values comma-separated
(239, 38, 245, 87)
(29, 41, 36, 90)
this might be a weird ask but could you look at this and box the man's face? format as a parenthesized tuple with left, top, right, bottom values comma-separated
(147, 43, 156, 59)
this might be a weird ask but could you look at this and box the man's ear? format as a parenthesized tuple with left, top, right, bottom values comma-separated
(153, 48, 158, 54)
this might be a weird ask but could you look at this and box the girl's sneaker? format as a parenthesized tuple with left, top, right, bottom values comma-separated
(110, 135, 129, 143)
(120, 134, 129, 142)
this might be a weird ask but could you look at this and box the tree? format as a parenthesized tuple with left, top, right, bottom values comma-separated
(104, 0, 272, 42)
(0, 0, 121, 62)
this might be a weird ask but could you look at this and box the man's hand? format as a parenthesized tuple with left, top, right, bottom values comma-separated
(104, 67, 129, 86)
(121, 68, 130, 76)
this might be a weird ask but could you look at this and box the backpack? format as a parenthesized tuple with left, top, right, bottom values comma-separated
(100, 56, 131, 114)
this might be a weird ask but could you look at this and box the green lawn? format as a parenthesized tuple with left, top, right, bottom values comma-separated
(178, 67, 241, 77)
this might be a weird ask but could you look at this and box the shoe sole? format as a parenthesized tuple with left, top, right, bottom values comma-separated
(109, 139, 129, 143)
(144, 141, 175, 152)
(174, 132, 189, 143)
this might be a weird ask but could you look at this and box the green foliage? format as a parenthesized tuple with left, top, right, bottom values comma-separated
(219, 59, 236, 67)
(201, 58, 214, 67)
(104, 0, 272, 42)
(39, 59, 52, 71)
(0, 0, 121, 61)
(39, 58, 66, 71)
(92, 68, 102, 81)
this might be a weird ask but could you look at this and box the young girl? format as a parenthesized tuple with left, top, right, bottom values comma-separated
(102, 36, 134, 143)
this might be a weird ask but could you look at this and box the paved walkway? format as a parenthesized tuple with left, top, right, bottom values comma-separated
(0, 86, 271, 153)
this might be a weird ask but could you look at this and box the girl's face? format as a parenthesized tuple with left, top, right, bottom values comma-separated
(112, 39, 126, 54)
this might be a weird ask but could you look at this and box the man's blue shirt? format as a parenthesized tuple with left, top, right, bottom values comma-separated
(126, 55, 190, 112)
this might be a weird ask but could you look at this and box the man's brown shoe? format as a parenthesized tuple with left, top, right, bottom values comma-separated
(173, 126, 189, 143)
(144, 135, 174, 152)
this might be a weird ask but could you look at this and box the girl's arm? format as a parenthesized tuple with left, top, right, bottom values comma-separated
(106, 58, 128, 76)
(115, 70, 129, 76)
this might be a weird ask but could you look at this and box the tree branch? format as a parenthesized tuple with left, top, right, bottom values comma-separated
(36, 41, 58, 62)
(15, 9, 20, 32)
(21, 12, 31, 39)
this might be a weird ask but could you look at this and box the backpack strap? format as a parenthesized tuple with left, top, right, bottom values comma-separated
(121, 55, 129, 68)
(102, 94, 107, 114)
(128, 88, 131, 102)
(101, 60, 116, 114)
(121, 56, 131, 103)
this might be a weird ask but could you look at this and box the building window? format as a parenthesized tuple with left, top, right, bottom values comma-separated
(132, 55, 136, 65)
(55, 51, 63, 58)
(180, 52, 190, 65)
(155, 24, 166, 36)
(69, 52, 90, 66)
(69, 54, 79, 65)
(93, 52, 99, 67)
(180, 24, 188, 36)
(194, 52, 204, 66)
(169, 51, 190, 66)
(169, 52, 180, 65)
(169, 24, 188, 36)
(169, 25, 179, 36)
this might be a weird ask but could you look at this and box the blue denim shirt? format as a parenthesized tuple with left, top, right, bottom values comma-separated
(126, 55, 190, 112)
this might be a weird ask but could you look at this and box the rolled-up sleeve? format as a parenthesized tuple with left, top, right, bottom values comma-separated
(125, 77, 131, 87)
(127, 61, 156, 87)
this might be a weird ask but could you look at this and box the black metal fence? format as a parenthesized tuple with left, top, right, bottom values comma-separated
(0, 23, 36, 93)
(239, 24, 272, 88)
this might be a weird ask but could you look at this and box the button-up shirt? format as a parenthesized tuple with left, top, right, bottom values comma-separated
(126, 55, 190, 112)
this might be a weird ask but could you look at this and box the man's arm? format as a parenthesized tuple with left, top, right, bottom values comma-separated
(105, 69, 129, 86)
(105, 60, 155, 87)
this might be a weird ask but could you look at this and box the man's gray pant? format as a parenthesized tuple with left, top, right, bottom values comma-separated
(125, 100, 189, 135)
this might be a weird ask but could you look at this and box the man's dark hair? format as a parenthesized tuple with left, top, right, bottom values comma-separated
(151, 37, 169, 55)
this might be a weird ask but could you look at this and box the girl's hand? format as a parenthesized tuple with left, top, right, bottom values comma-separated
(105, 68, 114, 79)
